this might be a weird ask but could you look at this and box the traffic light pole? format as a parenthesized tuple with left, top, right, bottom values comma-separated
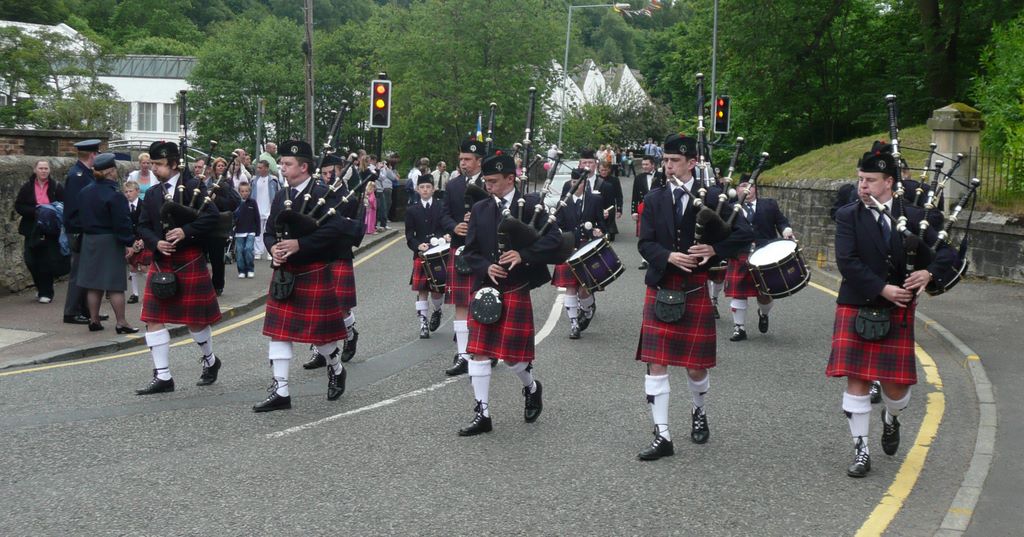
(376, 128, 383, 160)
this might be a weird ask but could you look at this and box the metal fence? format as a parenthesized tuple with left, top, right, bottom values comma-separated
(968, 147, 1024, 202)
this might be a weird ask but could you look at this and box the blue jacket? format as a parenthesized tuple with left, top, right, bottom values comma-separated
(555, 190, 606, 247)
(249, 174, 280, 209)
(63, 160, 95, 234)
(78, 179, 134, 246)
(234, 198, 261, 235)
(405, 198, 447, 255)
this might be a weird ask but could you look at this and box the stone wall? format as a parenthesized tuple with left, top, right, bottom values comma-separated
(759, 181, 1024, 284)
(0, 155, 133, 293)
(0, 128, 111, 157)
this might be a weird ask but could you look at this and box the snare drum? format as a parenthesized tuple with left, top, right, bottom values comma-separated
(421, 243, 450, 293)
(567, 238, 625, 292)
(747, 239, 810, 298)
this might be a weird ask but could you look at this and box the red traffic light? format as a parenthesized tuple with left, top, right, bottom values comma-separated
(375, 84, 387, 95)
(370, 79, 391, 128)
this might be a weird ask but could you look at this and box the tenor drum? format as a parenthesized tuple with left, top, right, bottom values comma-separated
(421, 243, 450, 293)
(747, 239, 810, 298)
(567, 238, 624, 292)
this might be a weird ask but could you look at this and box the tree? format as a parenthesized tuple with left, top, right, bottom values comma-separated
(561, 87, 672, 152)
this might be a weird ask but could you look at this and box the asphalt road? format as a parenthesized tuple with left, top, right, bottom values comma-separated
(0, 216, 981, 536)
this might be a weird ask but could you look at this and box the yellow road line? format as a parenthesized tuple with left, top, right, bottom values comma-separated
(0, 235, 403, 378)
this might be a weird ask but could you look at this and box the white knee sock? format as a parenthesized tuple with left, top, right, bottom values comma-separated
(129, 272, 140, 296)
(269, 340, 292, 397)
(881, 388, 911, 424)
(843, 391, 872, 452)
(430, 294, 444, 311)
(344, 312, 356, 341)
(645, 374, 671, 440)
(454, 320, 469, 355)
(189, 326, 214, 365)
(688, 372, 709, 409)
(564, 294, 580, 320)
(758, 300, 774, 315)
(317, 342, 342, 374)
(508, 361, 537, 393)
(730, 298, 747, 327)
(580, 294, 595, 318)
(468, 359, 492, 416)
(709, 280, 724, 299)
(415, 299, 428, 319)
(145, 329, 171, 380)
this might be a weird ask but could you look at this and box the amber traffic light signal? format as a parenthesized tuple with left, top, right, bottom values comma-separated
(713, 95, 730, 134)
(370, 79, 391, 128)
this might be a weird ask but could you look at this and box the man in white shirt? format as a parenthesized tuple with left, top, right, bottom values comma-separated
(250, 160, 279, 259)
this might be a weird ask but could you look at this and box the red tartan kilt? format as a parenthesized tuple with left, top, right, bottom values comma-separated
(635, 201, 644, 236)
(636, 271, 716, 369)
(332, 260, 357, 309)
(263, 262, 347, 345)
(551, 263, 579, 288)
(725, 254, 761, 298)
(445, 249, 473, 306)
(409, 256, 432, 291)
(468, 288, 534, 363)
(708, 262, 726, 283)
(827, 304, 917, 385)
(128, 248, 152, 269)
(141, 247, 221, 326)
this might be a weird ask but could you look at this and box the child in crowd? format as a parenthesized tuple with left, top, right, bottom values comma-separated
(124, 180, 150, 303)
(364, 181, 378, 235)
(233, 182, 260, 278)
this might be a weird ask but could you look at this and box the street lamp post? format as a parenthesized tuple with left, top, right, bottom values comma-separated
(556, 2, 631, 150)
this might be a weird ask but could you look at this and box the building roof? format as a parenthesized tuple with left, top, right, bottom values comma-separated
(0, 20, 91, 52)
(101, 55, 197, 79)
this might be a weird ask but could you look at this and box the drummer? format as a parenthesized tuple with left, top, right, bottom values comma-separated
(551, 168, 606, 339)
(405, 174, 448, 339)
(724, 180, 794, 341)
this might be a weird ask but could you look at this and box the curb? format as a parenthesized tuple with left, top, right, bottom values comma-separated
(812, 269, 993, 536)
(1, 229, 401, 371)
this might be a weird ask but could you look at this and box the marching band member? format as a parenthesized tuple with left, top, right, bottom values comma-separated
(724, 180, 794, 341)
(632, 155, 664, 270)
(440, 138, 487, 376)
(561, 148, 613, 326)
(253, 141, 362, 412)
(828, 148, 956, 476)
(406, 174, 448, 339)
(457, 151, 562, 436)
(135, 141, 223, 395)
(551, 168, 605, 339)
(634, 133, 752, 460)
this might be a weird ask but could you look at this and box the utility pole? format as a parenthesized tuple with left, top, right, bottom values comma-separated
(303, 0, 315, 143)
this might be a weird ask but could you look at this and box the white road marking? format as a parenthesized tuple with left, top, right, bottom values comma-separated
(267, 290, 567, 438)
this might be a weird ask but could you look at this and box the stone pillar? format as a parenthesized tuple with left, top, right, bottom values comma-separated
(926, 103, 984, 212)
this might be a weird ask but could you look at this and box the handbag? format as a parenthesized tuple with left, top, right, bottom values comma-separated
(854, 306, 891, 341)
(470, 287, 502, 324)
(454, 245, 472, 275)
(654, 288, 686, 323)
(270, 268, 296, 301)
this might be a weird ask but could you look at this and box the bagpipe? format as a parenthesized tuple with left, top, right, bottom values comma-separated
(160, 91, 214, 231)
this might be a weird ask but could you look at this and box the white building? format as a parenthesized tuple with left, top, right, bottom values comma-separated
(548, 59, 651, 121)
(98, 55, 196, 143)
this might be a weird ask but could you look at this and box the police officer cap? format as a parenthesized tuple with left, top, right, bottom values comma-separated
(663, 133, 697, 158)
(417, 174, 434, 186)
(460, 138, 485, 157)
(93, 152, 117, 171)
(481, 151, 516, 176)
(579, 148, 596, 160)
(149, 141, 180, 161)
(280, 140, 314, 160)
(73, 139, 101, 152)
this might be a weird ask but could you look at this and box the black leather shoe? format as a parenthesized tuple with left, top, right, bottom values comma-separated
(638, 431, 675, 461)
(64, 314, 90, 325)
(303, 348, 326, 370)
(638, 261, 649, 270)
(729, 326, 747, 341)
(88, 322, 104, 332)
(712, 298, 720, 319)
(446, 354, 469, 376)
(429, 309, 442, 332)
(490, 358, 498, 368)
(116, 325, 139, 334)
(881, 409, 901, 455)
(458, 404, 493, 436)
(579, 304, 595, 331)
(847, 438, 871, 477)
(340, 328, 359, 362)
(569, 320, 581, 339)
(196, 356, 221, 386)
(127, 294, 139, 304)
(758, 311, 769, 333)
(253, 385, 291, 413)
(327, 365, 346, 401)
(691, 407, 710, 444)
(869, 381, 882, 404)
(523, 380, 543, 423)
(136, 372, 175, 395)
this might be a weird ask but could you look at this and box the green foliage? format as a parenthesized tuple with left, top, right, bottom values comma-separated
(561, 90, 673, 152)
(110, 0, 204, 45)
(0, 0, 70, 25)
(118, 36, 198, 56)
(973, 11, 1024, 153)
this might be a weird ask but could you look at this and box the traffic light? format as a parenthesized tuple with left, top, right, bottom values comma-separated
(713, 95, 730, 134)
(369, 79, 391, 128)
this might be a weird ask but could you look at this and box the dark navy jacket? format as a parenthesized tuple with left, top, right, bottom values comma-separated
(137, 174, 220, 253)
(233, 198, 261, 234)
(834, 201, 956, 306)
(463, 190, 562, 291)
(631, 171, 665, 214)
(78, 179, 134, 246)
(263, 179, 362, 265)
(405, 198, 447, 255)
(555, 190, 606, 247)
(734, 197, 791, 247)
(63, 160, 94, 234)
(440, 172, 483, 248)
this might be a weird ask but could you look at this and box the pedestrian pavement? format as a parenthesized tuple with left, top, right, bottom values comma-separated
(0, 229, 400, 371)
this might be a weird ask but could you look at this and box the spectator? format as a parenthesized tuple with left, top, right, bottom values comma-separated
(127, 152, 155, 197)
(192, 158, 209, 183)
(210, 157, 228, 183)
(258, 142, 279, 176)
(249, 160, 280, 259)
(432, 161, 450, 196)
(206, 160, 241, 296)
(15, 159, 67, 303)
(364, 181, 378, 235)
(124, 180, 150, 304)
(228, 152, 251, 188)
(233, 182, 260, 278)
(76, 153, 137, 333)
(379, 156, 398, 229)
